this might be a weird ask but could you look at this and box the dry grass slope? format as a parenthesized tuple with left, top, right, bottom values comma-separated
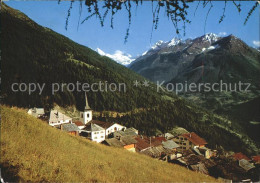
(0, 106, 218, 182)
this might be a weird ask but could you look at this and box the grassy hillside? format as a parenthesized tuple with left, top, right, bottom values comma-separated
(0, 106, 218, 182)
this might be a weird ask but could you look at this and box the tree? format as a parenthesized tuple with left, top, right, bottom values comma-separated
(62, 0, 259, 43)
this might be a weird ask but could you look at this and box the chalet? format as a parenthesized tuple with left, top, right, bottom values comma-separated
(49, 110, 72, 127)
(73, 120, 85, 130)
(113, 128, 138, 138)
(81, 123, 105, 143)
(164, 133, 174, 140)
(103, 136, 137, 152)
(173, 132, 207, 150)
(134, 136, 167, 152)
(28, 107, 45, 118)
(232, 152, 250, 161)
(238, 159, 255, 172)
(251, 156, 260, 164)
(162, 140, 179, 151)
(61, 123, 80, 136)
(193, 147, 215, 159)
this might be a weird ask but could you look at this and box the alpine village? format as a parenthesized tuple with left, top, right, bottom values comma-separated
(1, 2, 260, 183)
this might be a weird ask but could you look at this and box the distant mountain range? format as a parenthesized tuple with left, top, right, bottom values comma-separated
(128, 33, 260, 144)
(129, 33, 259, 84)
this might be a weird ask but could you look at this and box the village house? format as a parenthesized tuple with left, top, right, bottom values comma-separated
(48, 110, 72, 127)
(73, 120, 85, 130)
(251, 156, 260, 165)
(103, 135, 137, 152)
(61, 123, 80, 136)
(81, 123, 106, 143)
(113, 128, 138, 138)
(173, 132, 207, 151)
(28, 107, 45, 118)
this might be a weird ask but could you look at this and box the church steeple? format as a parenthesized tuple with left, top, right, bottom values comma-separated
(85, 92, 91, 111)
(81, 92, 93, 124)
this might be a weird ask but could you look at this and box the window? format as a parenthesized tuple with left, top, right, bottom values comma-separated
(101, 131, 104, 134)
(183, 143, 186, 145)
(94, 137, 97, 139)
(87, 113, 90, 117)
(114, 127, 117, 131)
(81, 113, 83, 118)
(101, 136, 104, 138)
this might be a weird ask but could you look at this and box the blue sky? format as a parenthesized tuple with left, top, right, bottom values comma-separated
(5, 1, 260, 59)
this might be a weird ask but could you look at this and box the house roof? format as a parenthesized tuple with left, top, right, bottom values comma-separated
(120, 136, 137, 145)
(104, 138, 125, 147)
(238, 159, 255, 172)
(251, 156, 260, 164)
(74, 121, 85, 127)
(104, 136, 137, 148)
(61, 123, 79, 132)
(233, 152, 250, 161)
(164, 133, 174, 139)
(162, 140, 179, 150)
(135, 137, 150, 152)
(181, 132, 207, 146)
(49, 110, 72, 123)
(90, 120, 114, 129)
(141, 145, 166, 158)
(114, 128, 138, 137)
(83, 123, 105, 132)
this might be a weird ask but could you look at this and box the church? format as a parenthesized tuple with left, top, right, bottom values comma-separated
(79, 92, 126, 143)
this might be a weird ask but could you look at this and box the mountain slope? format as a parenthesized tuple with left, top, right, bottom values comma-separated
(0, 106, 218, 182)
(1, 3, 163, 112)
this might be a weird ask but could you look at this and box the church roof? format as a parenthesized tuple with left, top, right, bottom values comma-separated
(85, 92, 91, 110)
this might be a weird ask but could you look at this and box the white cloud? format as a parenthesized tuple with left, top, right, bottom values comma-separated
(252, 40, 260, 47)
(96, 48, 134, 66)
(218, 32, 227, 36)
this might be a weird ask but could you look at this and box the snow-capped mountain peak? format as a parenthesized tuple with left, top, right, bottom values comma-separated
(202, 33, 219, 43)
(96, 48, 134, 66)
(168, 37, 181, 47)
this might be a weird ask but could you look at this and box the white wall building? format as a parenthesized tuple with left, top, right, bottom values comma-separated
(106, 123, 126, 136)
(49, 110, 72, 126)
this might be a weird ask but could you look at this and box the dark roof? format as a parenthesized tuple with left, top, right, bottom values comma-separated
(121, 136, 137, 145)
(181, 132, 207, 146)
(90, 120, 114, 129)
(251, 156, 260, 164)
(135, 137, 150, 151)
(104, 138, 124, 147)
(114, 128, 138, 137)
(83, 123, 105, 131)
(233, 152, 250, 161)
(104, 136, 137, 147)
(61, 123, 79, 132)
(74, 121, 85, 127)
(162, 140, 179, 149)
(134, 136, 166, 151)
